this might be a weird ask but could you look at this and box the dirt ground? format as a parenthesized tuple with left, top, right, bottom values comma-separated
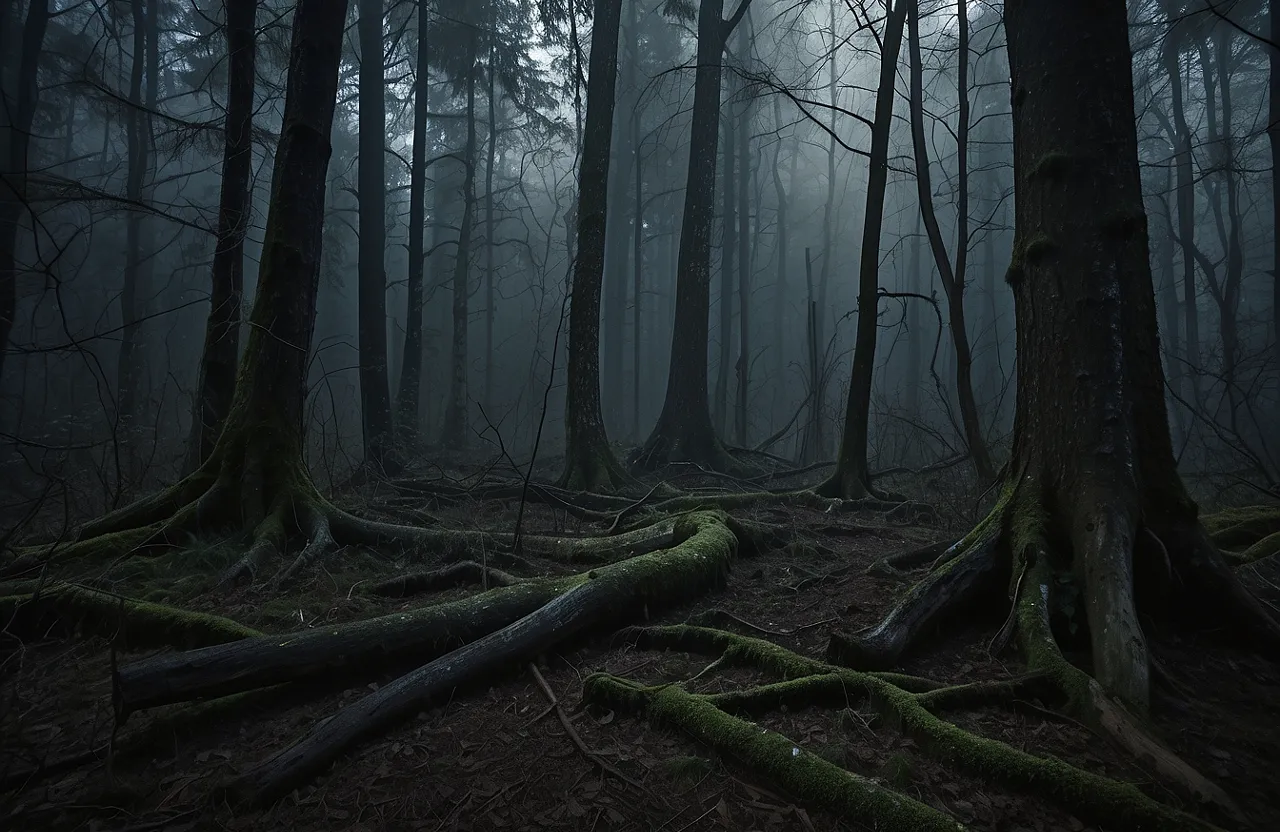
(3, 464, 1279, 832)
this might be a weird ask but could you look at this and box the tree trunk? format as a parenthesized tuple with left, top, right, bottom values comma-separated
(631, 110, 643, 441)
(189, 0, 256, 470)
(816, 0, 907, 499)
(395, 3, 429, 433)
(0, 0, 49, 384)
(1272, 0, 1280, 385)
(439, 54, 478, 448)
(769, 97, 789, 427)
(905, 212, 922, 427)
(906, 0, 994, 483)
(716, 105, 736, 435)
(484, 37, 499, 416)
(1161, 30, 1201, 405)
(633, 0, 752, 472)
(118, 0, 152, 429)
(735, 31, 751, 448)
(358, 0, 394, 466)
(559, 0, 627, 491)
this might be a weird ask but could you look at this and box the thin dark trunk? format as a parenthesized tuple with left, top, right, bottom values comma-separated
(1162, 33, 1200, 403)
(735, 36, 751, 448)
(769, 98, 788, 418)
(631, 115, 643, 441)
(716, 105, 735, 435)
(439, 57, 478, 447)
(358, 0, 393, 465)
(484, 38, 498, 415)
(396, 4, 429, 432)
(118, 0, 151, 427)
(816, 0, 907, 499)
(601, 0, 636, 427)
(0, 0, 49, 384)
(906, 0, 994, 482)
(189, 0, 256, 470)
(1272, 0, 1280, 381)
(559, 0, 626, 491)
(634, 0, 753, 471)
(905, 211, 922, 426)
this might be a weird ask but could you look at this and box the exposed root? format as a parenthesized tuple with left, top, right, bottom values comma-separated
(527, 662, 643, 790)
(218, 502, 287, 588)
(271, 502, 336, 587)
(584, 674, 964, 832)
(367, 561, 522, 597)
(0, 582, 259, 650)
(607, 624, 1223, 832)
(826, 534, 1004, 670)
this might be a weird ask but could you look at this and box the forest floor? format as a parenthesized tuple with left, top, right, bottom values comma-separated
(2, 456, 1280, 832)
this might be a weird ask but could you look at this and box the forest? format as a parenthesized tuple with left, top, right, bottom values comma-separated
(2, 0, 1279, 829)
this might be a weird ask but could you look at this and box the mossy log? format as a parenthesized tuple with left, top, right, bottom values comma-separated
(220, 512, 738, 807)
(114, 513, 735, 718)
(611, 625, 1222, 832)
(585, 674, 964, 832)
(0, 582, 259, 650)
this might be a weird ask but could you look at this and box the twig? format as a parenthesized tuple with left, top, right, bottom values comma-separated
(527, 663, 644, 790)
(606, 482, 663, 534)
(690, 608, 838, 637)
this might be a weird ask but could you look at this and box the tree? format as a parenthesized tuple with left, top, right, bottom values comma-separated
(358, 0, 395, 467)
(815, 0, 907, 499)
(559, 0, 628, 491)
(834, 0, 1280, 795)
(0, 0, 49, 386)
(905, 0, 995, 483)
(395, 0, 431, 434)
(21, 0, 372, 583)
(189, 0, 257, 470)
(631, 0, 753, 472)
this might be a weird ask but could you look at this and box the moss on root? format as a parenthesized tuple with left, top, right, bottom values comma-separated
(584, 674, 964, 832)
(1204, 505, 1280, 559)
(613, 625, 1221, 832)
(0, 582, 260, 649)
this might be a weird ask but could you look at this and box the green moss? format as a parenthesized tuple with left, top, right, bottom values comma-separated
(1233, 530, 1280, 564)
(618, 625, 1219, 832)
(1024, 233, 1055, 263)
(1203, 505, 1280, 548)
(1029, 152, 1071, 182)
(0, 582, 260, 649)
(584, 674, 962, 832)
(661, 754, 715, 785)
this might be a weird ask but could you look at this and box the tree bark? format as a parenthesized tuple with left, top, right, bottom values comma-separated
(484, 35, 499, 416)
(906, 0, 995, 483)
(189, 0, 256, 470)
(735, 26, 751, 448)
(118, 0, 153, 428)
(358, 0, 394, 466)
(0, 0, 49, 384)
(396, 3, 430, 433)
(1272, 0, 1280, 384)
(559, 0, 627, 491)
(634, 0, 753, 472)
(439, 50, 478, 448)
(816, 0, 907, 499)
(716, 101, 736, 435)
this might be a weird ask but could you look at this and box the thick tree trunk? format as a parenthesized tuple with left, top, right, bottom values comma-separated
(816, 0, 907, 499)
(0, 0, 49, 384)
(358, 0, 394, 466)
(559, 0, 627, 491)
(633, 0, 753, 472)
(631, 110, 644, 440)
(439, 58, 478, 447)
(906, 0, 994, 483)
(189, 0, 256, 470)
(395, 4, 430, 432)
